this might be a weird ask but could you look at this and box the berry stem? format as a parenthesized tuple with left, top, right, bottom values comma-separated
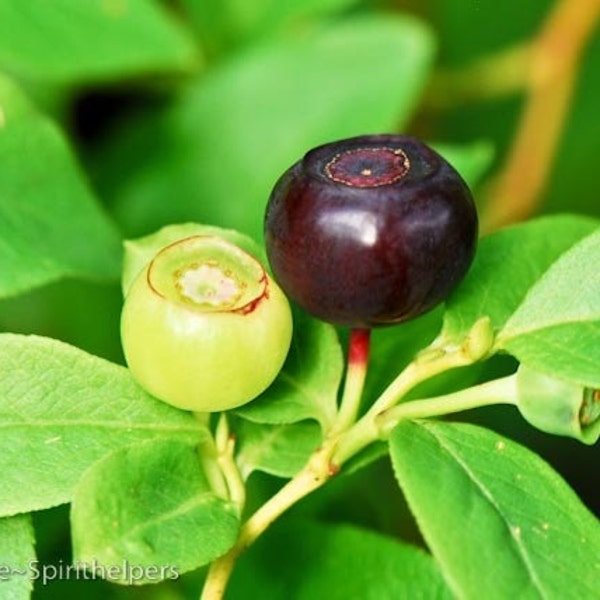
(333, 344, 473, 465)
(194, 412, 229, 499)
(332, 328, 371, 433)
(215, 414, 246, 514)
(200, 334, 482, 599)
(200, 444, 336, 600)
(375, 374, 518, 437)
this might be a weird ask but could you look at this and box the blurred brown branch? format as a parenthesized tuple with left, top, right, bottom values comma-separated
(482, 0, 600, 232)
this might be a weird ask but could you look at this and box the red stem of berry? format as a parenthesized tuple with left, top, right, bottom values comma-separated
(333, 328, 372, 434)
(348, 328, 371, 367)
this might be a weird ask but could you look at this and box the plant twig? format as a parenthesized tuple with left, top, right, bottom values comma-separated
(215, 415, 246, 513)
(200, 328, 489, 597)
(333, 344, 473, 465)
(376, 374, 517, 437)
(482, 0, 600, 232)
(200, 444, 336, 600)
(200, 327, 375, 599)
(332, 328, 371, 433)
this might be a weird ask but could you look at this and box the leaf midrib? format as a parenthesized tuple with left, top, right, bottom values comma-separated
(421, 423, 547, 599)
(0, 419, 204, 434)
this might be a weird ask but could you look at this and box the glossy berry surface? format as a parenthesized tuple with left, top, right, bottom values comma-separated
(264, 134, 478, 328)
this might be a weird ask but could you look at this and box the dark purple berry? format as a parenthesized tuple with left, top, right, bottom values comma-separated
(264, 134, 478, 328)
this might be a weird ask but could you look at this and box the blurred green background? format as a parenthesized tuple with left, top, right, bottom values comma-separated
(0, 0, 599, 598)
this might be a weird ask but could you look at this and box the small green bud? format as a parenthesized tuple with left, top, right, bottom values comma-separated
(515, 365, 600, 444)
(121, 233, 292, 412)
(462, 316, 494, 361)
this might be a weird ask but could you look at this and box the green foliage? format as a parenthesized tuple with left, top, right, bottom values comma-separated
(229, 520, 453, 599)
(390, 420, 600, 599)
(0, 75, 122, 299)
(103, 15, 435, 238)
(0, 0, 198, 83)
(0, 2, 599, 598)
(0, 515, 35, 599)
(234, 420, 322, 479)
(0, 334, 207, 516)
(71, 440, 239, 583)
(180, 0, 359, 54)
(236, 310, 343, 429)
(443, 215, 599, 343)
(500, 228, 600, 387)
(432, 140, 495, 188)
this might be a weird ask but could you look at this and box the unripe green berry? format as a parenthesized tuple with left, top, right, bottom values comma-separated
(516, 365, 600, 444)
(121, 234, 292, 412)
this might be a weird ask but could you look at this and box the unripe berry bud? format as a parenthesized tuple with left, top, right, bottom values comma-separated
(516, 366, 600, 444)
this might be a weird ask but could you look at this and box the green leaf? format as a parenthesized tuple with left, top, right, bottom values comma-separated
(234, 420, 321, 479)
(235, 310, 343, 430)
(389, 420, 600, 599)
(433, 140, 495, 189)
(0, 75, 122, 299)
(229, 520, 453, 599)
(442, 215, 599, 344)
(341, 441, 389, 477)
(108, 15, 435, 238)
(181, 0, 360, 53)
(0, 334, 208, 517)
(71, 440, 239, 584)
(0, 514, 35, 599)
(0, 0, 198, 83)
(499, 227, 600, 387)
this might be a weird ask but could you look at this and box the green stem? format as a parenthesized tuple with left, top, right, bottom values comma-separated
(201, 328, 372, 599)
(376, 374, 518, 437)
(332, 328, 371, 433)
(200, 444, 335, 600)
(200, 331, 492, 598)
(333, 345, 473, 465)
(198, 441, 229, 501)
(215, 414, 246, 512)
(193, 412, 229, 499)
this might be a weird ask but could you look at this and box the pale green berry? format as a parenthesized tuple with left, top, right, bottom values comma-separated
(516, 365, 600, 444)
(121, 235, 292, 412)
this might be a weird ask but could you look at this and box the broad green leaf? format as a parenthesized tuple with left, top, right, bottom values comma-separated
(181, 0, 360, 54)
(235, 310, 343, 430)
(0, 514, 35, 599)
(108, 15, 435, 238)
(442, 215, 599, 344)
(234, 420, 321, 479)
(0, 75, 122, 299)
(71, 440, 239, 583)
(499, 227, 600, 387)
(0, 0, 198, 83)
(341, 441, 389, 477)
(0, 334, 207, 516)
(433, 140, 494, 189)
(390, 420, 600, 599)
(229, 520, 453, 599)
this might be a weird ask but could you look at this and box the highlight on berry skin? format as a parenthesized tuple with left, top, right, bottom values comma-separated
(264, 134, 478, 328)
(121, 234, 293, 413)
